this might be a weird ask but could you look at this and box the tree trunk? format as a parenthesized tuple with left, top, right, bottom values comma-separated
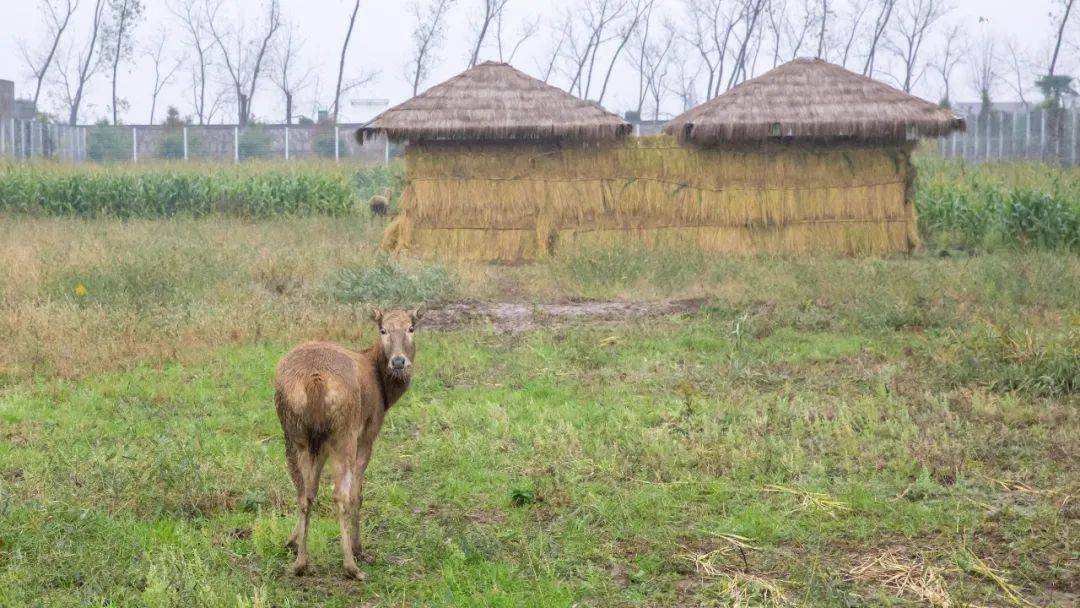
(111, 4, 131, 125)
(333, 0, 362, 122)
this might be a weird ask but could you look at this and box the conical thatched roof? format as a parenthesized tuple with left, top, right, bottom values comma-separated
(358, 62, 630, 143)
(665, 58, 964, 144)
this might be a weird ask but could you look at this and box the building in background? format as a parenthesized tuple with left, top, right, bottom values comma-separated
(662, 58, 964, 256)
(0, 79, 13, 122)
(360, 61, 631, 263)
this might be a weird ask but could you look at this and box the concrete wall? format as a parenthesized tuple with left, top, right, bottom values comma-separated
(0, 80, 14, 121)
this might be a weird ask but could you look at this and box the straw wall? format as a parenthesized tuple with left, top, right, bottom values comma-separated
(384, 136, 919, 262)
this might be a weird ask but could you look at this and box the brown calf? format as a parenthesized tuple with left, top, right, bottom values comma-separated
(274, 308, 420, 579)
(368, 187, 391, 217)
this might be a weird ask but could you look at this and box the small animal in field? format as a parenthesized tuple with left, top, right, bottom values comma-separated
(368, 187, 391, 217)
(274, 307, 421, 579)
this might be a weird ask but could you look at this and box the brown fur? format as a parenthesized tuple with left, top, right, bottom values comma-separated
(368, 187, 391, 217)
(274, 308, 420, 579)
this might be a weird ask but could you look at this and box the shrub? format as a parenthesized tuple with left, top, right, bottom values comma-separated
(329, 257, 458, 307)
(86, 124, 132, 162)
(313, 131, 345, 159)
(937, 323, 1079, 397)
(237, 128, 274, 160)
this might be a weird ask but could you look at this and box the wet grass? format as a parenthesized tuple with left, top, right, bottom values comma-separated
(0, 212, 1076, 606)
(1, 315, 1076, 606)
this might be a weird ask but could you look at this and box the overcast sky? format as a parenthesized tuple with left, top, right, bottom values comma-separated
(0, 0, 1067, 125)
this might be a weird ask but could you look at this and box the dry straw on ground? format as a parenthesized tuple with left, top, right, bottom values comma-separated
(849, 549, 953, 607)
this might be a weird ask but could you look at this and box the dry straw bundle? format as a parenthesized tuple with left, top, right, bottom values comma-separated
(387, 137, 920, 262)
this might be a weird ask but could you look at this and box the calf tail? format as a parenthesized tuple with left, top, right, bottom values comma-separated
(303, 373, 330, 452)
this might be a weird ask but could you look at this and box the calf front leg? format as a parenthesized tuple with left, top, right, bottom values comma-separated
(351, 443, 374, 563)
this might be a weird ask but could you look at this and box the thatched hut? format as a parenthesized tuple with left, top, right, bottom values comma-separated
(358, 61, 631, 263)
(657, 57, 965, 255)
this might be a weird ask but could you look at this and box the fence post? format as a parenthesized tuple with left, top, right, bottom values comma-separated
(284, 126, 290, 160)
(0, 119, 5, 158)
(997, 112, 1003, 160)
(1039, 110, 1046, 161)
(1024, 112, 1031, 160)
(1067, 110, 1075, 167)
(334, 126, 340, 162)
(384, 136, 390, 165)
(183, 127, 189, 161)
(1055, 109, 1063, 161)
(132, 127, 138, 162)
(8, 119, 14, 160)
(234, 126, 239, 163)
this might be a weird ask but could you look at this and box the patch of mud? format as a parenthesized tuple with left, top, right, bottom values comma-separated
(422, 298, 706, 333)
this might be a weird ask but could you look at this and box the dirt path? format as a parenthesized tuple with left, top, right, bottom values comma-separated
(422, 298, 706, 333)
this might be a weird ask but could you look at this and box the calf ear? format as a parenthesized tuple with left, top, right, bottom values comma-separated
(410, 306, 424, 323)
(370, 307, 384, 325)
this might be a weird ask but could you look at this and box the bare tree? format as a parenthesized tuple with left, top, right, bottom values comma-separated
(862, 0, 898, 77)
(270, 23, 314, 124)
(644, 23, 678, 119)
(19, 0, 80, 111)
(816, 0, 832, 58)
(679, 0, 737, 99)
(727, 0, 769, 89)
(170, 0, 213, 124)
(538, 12, 573, 83)
(767, 0, 816, 65)
(101, 0, 144, 124)
(1047, 0, 1075, 77)
(629, 17, 676, 117)
(331, 0, 361, 122)
(205, 0, 281, 125)
(887, 0, 950, 93)
(564, 0, 629, 100)
(495, 12, 540, 63)
(405, 0, 455, 96)
(839, 0, 872, 68)
(930, 22, 966, 108)
(970, 35, 998, 118)
(1002, 39, 1031, 109)
(596, 0, 655, 104)
(467, 0, 510, 68)
(674, 50, 702, 111)
(54, 0, 107, 125)
(145, 30, 183, 124)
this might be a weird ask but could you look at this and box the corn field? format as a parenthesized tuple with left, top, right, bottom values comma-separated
(915, 156, 1080, 251)
(0, 161, 402, 218)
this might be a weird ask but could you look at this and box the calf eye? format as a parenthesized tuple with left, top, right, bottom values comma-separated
(408, 326, 415, 333)
(380, 328, 387, 335)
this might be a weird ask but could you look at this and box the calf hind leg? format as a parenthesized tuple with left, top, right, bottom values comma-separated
(332, 438, 363, 580)
(289, 445, 326, 576)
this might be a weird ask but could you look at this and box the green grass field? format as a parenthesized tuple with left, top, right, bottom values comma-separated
(0, 160, 1078, 606)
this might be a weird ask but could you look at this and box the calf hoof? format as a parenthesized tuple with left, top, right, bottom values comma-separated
(343, 562, 365, 580)
(290, 558, 310, 576)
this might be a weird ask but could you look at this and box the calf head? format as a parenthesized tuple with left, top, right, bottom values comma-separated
(371, 308, 421, 381)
